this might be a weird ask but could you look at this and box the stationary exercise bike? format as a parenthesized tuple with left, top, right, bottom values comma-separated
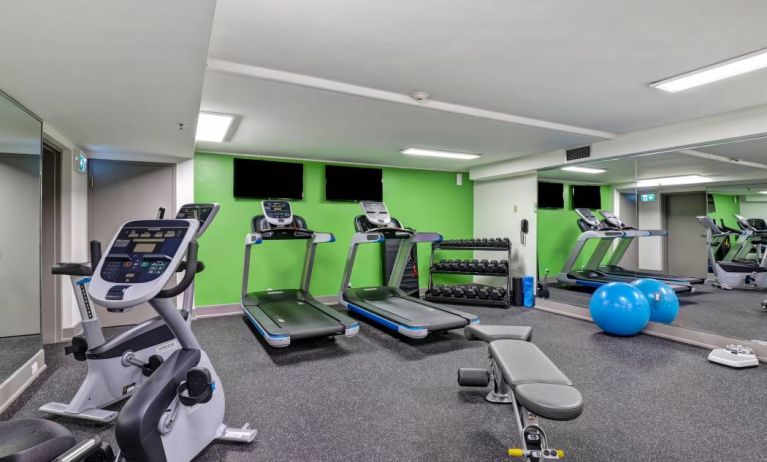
(40, 203, 219, 422)
(3, 215, 255, 461)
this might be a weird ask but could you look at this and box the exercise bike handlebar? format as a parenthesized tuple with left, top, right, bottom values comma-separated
(157, 240, 198, 299)
(89, 240, 102, 270)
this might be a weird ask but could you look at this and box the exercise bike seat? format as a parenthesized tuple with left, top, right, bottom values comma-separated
(489, 340, 583, 421)
(0, 418, 75, 462)
(51, 262, 93, 276)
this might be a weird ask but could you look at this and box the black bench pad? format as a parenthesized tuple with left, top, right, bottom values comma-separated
(465, 325, 532, 342)
(489, 340, 583, 421)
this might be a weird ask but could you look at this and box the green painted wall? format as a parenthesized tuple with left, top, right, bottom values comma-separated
(193, 152, 474, 306)
(707, 193, 740, 229)
(536, 184, 613, 277)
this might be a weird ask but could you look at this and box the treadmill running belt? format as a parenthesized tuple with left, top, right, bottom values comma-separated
(352, 295, 467, 330)
(260, 301, 345, 339)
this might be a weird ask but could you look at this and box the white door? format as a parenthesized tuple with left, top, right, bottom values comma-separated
(89, 160, 175, 327)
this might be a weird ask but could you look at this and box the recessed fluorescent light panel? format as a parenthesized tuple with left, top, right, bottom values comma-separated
(759, 191, 767, 195)
(561, 166, 607, 174)
(196, 112, 236, 142)
(401, 148, 480, 160)
(637, 175, 709, 187)
(651, 48, 767, 93)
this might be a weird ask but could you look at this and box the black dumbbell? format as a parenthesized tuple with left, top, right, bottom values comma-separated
(457, 260, 469, 271)
(442, 286, 455, 297)
(449, 260, 461, 271)
(497, 259, 508, 274)
(477, 286, 490, 299)
(467, 260, 479, 272)
(465, 285, 478, 298)
(502, 238, 511, 248)
(430, 286, 443, 297)
(489, 287, 505, 300)
(487, 260, 499, 272)
(477, 259, 489, 272)
(453, 286, 466, 298)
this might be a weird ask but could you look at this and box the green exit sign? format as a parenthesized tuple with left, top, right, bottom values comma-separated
(640, 193, 656, 202)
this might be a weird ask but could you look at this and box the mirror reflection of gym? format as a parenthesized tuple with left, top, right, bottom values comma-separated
(538, 138, 767, 355)
(0, 90, 43, 394)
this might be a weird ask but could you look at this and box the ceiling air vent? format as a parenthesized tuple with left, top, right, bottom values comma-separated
(566, 146, 591, 161)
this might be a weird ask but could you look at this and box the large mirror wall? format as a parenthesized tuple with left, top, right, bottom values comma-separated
(537, 137, 767, 347)
(0, 91, 42, 389)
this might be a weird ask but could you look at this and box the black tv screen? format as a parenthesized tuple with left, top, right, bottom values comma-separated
(571, 185, 601, 209)
(233, 158, 303, 199)
(538, 182, 564, 209)
(325, 165, 383, 202)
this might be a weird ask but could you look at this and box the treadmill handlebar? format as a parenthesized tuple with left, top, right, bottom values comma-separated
(245, 228, 335, 244)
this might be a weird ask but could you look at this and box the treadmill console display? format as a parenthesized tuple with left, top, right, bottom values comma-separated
(360, 201, 391, 226)
(599, 211, 625, 229)
(748, 218, 767, 231)
(262, 200, 293, 226)
(100, 221, 189, 285)
(575, 208, 600, 227)
(175, 203, 219, 236)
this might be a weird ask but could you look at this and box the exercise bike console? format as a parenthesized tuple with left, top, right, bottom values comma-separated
(90, 219, 198, 310)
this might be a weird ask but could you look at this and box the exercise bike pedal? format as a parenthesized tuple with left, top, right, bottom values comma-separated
(141, 354, 164, 377)
(65, 335, 89, 362)
(177, 367, 215, 406)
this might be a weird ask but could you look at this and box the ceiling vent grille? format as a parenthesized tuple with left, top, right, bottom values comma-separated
(566, 146, 591, 161)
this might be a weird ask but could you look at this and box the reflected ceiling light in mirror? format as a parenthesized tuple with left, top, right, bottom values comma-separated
(196, 112, 237, 142)
(759, 191, 767, 195)
(651, 48, 767, 93)
(561, 166, 607, 174)
(637, 175, 710, 187)
(401, 148, 480, 160)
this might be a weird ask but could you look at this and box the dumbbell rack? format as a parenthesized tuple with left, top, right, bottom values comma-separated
(426, 240, 512, 308)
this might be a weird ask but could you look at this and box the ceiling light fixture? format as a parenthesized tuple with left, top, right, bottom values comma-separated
(401, 148, 480, 160)
(561, 166, 607, 174)
(195, 112, 237, 142)
(637, 175, 710, 187)
(759, 191, 767, 195)
(651, 48, 767, 93)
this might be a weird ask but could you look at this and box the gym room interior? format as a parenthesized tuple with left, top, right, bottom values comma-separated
(1, 2, 767, 461)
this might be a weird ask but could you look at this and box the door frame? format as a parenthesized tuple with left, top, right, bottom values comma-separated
(40, 139, 63, 344)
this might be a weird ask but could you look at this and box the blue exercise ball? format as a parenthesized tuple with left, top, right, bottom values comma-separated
(589, 282, 650, 336)
(631, 278, 679, 324)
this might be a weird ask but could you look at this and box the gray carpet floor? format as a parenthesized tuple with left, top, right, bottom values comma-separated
(0, 334, 41, 381)
(547, 284, 767, 341)
(2, 305, 767, 461)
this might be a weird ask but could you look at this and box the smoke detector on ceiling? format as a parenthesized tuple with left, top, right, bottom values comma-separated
(410, 90, 430, 102)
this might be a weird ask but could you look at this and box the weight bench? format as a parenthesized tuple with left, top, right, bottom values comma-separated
(459, 326, 583, 461)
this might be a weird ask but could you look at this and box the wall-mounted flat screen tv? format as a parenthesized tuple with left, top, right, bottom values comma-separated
(537, 182, 564, 209)
(325, 165, 383, 202)
(233, 158, 303, 199)
(571, 184, 601, 209)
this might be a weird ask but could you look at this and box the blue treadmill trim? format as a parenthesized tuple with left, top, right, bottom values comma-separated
(346, 302, 428, 335)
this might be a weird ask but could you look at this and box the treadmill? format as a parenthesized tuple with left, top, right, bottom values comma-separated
(339, 201, 478, 339)
(557, 208, 694, 293)
(241, 200, 359, 347)
(597, 210, 704, 285)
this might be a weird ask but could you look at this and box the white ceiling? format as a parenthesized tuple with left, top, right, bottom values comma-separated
(2, 1, 767, 167)
(208, 0, 767, 138)
(0, 0, 216, 159)
(196, 72, 599, 170)
(701, 137, 767, 164)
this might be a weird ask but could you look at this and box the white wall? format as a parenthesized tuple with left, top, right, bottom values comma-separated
(473, 173, 537, 281)
(740, 196, 767, 219)
(637, 193, 664, 271)
(0, 156, 41, 336)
